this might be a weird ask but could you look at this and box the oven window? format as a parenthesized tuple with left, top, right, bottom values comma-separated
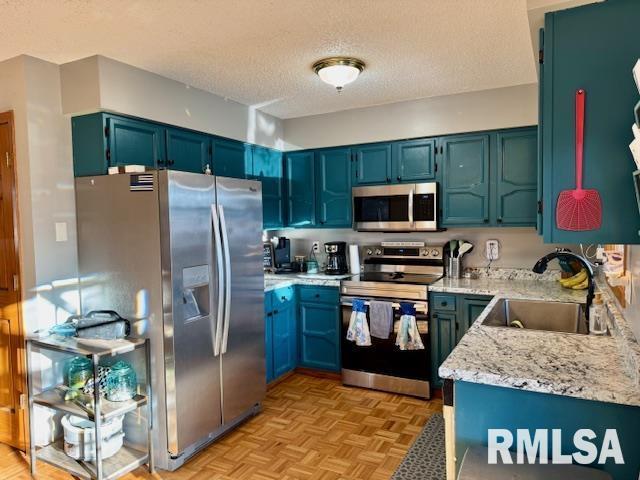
(413, 193, 435, 222)
(354, 195, 409, 222)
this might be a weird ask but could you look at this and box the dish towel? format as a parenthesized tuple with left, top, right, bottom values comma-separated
(395, 302, 425, 351)
(369, 300, 393, 339)
(346, 299, 372, 346)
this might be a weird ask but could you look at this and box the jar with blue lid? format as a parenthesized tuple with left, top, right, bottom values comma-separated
(105, 361, 137, 402)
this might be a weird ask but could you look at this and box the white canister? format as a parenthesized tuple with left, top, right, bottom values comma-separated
(349, 244, 361, 275)
(61, 414, 124, 462)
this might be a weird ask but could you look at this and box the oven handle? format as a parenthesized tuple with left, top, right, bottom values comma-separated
(408, 188, 414, 225)
(340, 299, 428, 314)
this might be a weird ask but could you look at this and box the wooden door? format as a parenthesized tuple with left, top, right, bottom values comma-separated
(0, 112, 25, 450)
(315, 147, 352, 228)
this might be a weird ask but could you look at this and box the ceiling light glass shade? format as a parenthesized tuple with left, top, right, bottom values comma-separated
(313, 57, 365, 91)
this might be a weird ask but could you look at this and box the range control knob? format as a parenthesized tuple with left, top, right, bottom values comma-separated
(431, 249, 440, 257)
(419, 248, 428, 256)
(366, 249, 373, 256)
(375, 249, 383, 256)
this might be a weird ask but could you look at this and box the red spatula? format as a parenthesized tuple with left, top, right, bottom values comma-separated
(556, 89, 602, 231)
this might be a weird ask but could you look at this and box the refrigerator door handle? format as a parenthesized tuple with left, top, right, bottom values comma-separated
(211, 205, 225, 357)
(219, 205, 232, 355)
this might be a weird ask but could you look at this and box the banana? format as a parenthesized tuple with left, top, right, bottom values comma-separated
(559, 269, 587, 287)
(571, 278, 589, 290)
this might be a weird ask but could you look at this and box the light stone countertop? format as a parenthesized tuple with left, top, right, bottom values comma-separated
(437, 275, 640, 407)
(264, 272, 354, 292)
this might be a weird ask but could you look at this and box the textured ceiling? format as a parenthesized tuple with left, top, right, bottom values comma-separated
(0, 0, 538, 119)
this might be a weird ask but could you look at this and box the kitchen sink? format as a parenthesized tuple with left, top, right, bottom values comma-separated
(482, 298, 596, 335)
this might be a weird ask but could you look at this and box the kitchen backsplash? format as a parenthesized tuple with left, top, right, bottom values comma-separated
(269, 227, 577, 271)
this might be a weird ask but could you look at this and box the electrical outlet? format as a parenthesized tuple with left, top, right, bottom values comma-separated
(312, 241, 320, 253)
(485, 239, 500, 261)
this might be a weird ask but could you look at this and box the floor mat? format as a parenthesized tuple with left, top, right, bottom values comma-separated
(391, 412, 446, 480)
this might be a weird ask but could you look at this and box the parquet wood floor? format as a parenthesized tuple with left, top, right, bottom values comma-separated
(1, 374, 442, 480)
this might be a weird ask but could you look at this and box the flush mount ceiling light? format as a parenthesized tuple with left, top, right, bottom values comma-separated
(313, 57, 365, 92)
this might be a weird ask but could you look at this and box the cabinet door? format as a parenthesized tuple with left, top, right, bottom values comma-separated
(315, 148, 352, 228)
(298, 302, 340, 372)
(166, 128, 210, 173)
(285, 151, 316, 227)
(213, 138, 249, 179)
(107, 116, 165, 169)
(392, 138, 436, 182)
(353, 144, 392, 185)
(458, 296, 492, 344)
(265, 298, 274, 384)
(430, 311, 457, 389)
(537, 28, 545, 236)
(272, 301, 297, 379)
(440, 134, 490, 226)
(495, 129, 537, 226)
(252, 146, 284, 229)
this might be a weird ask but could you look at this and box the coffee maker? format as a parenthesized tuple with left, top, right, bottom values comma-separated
(324, 241, 348, 275)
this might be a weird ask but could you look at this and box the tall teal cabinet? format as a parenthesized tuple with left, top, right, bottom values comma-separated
(315, 148, 352, 228)
(540, 0, 640, 243)
(250, 146, 285, 229)
(285, 151, 316, 227)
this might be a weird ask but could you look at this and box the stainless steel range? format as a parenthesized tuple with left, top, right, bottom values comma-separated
(340, 241, 444, 398)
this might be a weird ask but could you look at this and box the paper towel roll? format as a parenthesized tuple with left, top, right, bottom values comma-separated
(349, 244, 361, 274)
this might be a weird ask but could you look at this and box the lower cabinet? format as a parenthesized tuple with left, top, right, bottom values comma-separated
(430, 293, 492, 388)
(297, 286, 341, 372)
(264, 287, 297, 383)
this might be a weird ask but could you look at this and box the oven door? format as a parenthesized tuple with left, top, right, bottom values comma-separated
(340, 296, 430, 385)
(352, 183, 437, 231)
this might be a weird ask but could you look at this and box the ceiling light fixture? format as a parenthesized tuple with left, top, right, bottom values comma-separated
(313, 57, 365, 93)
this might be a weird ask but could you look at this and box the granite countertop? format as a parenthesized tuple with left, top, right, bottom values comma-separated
(437, 275, 640, 407)
(264, 272, 354, 291)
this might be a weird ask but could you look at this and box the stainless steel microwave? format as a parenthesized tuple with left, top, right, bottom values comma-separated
(352, 182, 438, 232)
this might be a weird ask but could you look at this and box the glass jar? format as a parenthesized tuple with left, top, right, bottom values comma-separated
(67, 356, 93, 390)
(105, 361, 137, 402)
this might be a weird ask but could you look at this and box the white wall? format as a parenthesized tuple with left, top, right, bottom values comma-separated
(283, 83, 538, 150)
(272, 227, 576, 271)
(0, 55, 78, 332)
(60, 55, 285, 150)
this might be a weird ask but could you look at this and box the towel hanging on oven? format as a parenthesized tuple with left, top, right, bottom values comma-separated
(346, 299, 372, 346)
(395, 302, 424, 351)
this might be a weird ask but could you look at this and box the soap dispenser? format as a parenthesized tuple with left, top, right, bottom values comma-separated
(589, 293, 606, 335)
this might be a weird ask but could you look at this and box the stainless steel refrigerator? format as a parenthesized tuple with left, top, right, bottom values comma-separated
(75, 171, 265, 470)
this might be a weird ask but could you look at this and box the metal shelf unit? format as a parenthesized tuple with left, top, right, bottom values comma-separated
(26, 336, 154, 480)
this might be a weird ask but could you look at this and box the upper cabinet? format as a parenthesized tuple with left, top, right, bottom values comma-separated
(108, 116, 166, 169)
(250, 146, 285, 230)
(166, 128, 210, 173)
(495, 129, 538, 226)
(213, 137, 250, 179)
(285, 151, 316, 227)
(440, 133, 491, 226)
(353, 143, 392, 185)
(315, 148, 352, 228)
(540, 0, 640, 243)
(392, 138, 436, 183)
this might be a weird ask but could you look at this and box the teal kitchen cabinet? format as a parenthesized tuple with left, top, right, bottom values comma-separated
(392, 138, 436, 182)
(107, 115, 166, 169)
(265, 287, 297, 383)
(430, 293, 493, 388)
(72, 113, 109, 177)
(298, 286, 341, 372)
(285, 151, 316, 227)
(540, 0, 640, 243)
(166, 128, 210, 173)
(315, 147, 352, 228)
(440, 133, 491, 226)
(494, 128, 538, 226)
(353, 143, 393, 185)
(251, 146, 285, 229)
(213, 137, 250, 179)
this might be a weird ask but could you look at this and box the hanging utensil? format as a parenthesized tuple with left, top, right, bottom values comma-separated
(556, 89, 602, 231)
(457, 242, 474, 257)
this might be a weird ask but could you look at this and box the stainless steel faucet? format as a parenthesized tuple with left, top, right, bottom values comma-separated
(532, 248, 595, 320)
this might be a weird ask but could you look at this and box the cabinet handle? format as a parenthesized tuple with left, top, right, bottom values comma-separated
(441, 301, 448, 307)
(267, 312, 273, 317)
(497, 217, 503, 223)
(315, 294, 320, 298)
(281, 296, 287, 301)
(397, 176, 401, 181)
(273, 309, 279, 314)
(167, 159, 175, 166)
(432, 313, 438, 319)
(455, 321, 459, 331)
(386, 177, 391, 183)
(483, 218, 489, 223)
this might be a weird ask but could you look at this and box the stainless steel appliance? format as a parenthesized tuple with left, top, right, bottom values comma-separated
(274, 237, 294, 273)
(352, 182, 437, 232)
(75, 171, 265, 471)
(340, 242, 444, 398)
(324, 241, 348, 275)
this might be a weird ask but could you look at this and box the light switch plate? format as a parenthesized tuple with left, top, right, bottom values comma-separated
(485, 239, 500, 261)
(55, 222, 68, 242)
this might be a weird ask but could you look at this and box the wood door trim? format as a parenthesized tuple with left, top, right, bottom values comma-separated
(0, 110, 26, 451)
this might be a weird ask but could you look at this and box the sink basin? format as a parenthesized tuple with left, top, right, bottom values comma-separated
(482, 299, 594, 335)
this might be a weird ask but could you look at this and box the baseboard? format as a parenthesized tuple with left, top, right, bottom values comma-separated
(294, 367, 341, 381)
